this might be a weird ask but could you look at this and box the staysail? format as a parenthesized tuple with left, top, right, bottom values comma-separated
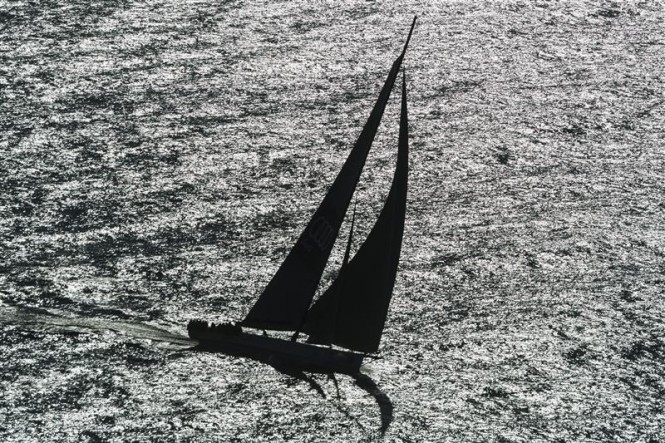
(303, 72, 410, 353)
(242, 19, 416, 331)
(306, 201, 357, 346)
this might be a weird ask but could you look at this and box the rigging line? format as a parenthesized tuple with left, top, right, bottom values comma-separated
(343, 200, 358, 268)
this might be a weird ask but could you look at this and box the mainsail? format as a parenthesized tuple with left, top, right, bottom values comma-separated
(242, 19, 416, 331)
(303, 72, 409, 353)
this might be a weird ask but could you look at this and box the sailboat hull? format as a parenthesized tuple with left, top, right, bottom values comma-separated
(188, 325, 364, 374)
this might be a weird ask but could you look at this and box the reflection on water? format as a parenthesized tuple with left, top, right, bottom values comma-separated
(195, 342, 394, 434)
(353, 373, 394, 435)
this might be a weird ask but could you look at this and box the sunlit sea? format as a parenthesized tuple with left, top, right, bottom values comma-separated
(1, 1, 664, 441)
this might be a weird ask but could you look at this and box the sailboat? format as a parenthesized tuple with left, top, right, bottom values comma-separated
(188, 18, 416, 374)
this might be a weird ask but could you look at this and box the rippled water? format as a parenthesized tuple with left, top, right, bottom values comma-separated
(2, 1, 664, 441)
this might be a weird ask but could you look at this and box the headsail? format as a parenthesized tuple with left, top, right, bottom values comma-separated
(306, 202, 357, 346)
(303, 72, 410, 353)
(242, 18, 416, 331)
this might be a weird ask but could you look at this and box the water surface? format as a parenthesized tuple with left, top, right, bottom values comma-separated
(1, 1, 664, 441)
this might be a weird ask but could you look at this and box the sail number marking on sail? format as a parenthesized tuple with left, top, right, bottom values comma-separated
(305, 216, 336, 252)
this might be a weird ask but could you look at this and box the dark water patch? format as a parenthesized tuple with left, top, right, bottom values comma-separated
(35, 290, 78, 309)
(8, 273, 53, 289)
(252, 209, 294, 231)
(595, 7, 621, 19)
(58, 200, 92, 227)
(19, 376, 87, 413)
(564, 344, 590, 365)
(431, 252, 464, 268)
(1, 121, 30, 142)
(623, 338, 664, 362)
(108, 342, 161, 368)
(267, 156, 304, 176)
(447, 308, 470, 322)
(196, 215, 240, 243)
(154, 225, 198, 248)
(185, 115, 236, 127)
(0, 327, 50, 349)
(83, 231, 158, 261)
(561, 124, 586, 137)
(79, 430, 105, 443)
(619, 289, 640, 303)
(483, 385, 511, 399)
(65, 89, 129, 114)
(290, 19, 325, 35)
(121, 147, 184, 170)
(9, 0, 130, 40)
(495, 147, 511, 165)
(10, 200, 35, 217)
(438, 79, 485, 96)
(77, 303, 134, 321)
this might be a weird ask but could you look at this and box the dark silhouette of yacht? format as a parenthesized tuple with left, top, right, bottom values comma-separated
(188, 17, 416, 374)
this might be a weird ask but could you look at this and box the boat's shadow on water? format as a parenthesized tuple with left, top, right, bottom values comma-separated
(350, 372, 394, 435)
(195, 344, 394, 435)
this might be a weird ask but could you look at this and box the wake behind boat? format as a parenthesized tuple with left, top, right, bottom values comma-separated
(188, 17, 416, 374)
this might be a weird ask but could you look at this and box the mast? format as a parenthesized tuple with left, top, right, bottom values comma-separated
(342, 201, 357, 269)
(242, 18, 417, 332)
